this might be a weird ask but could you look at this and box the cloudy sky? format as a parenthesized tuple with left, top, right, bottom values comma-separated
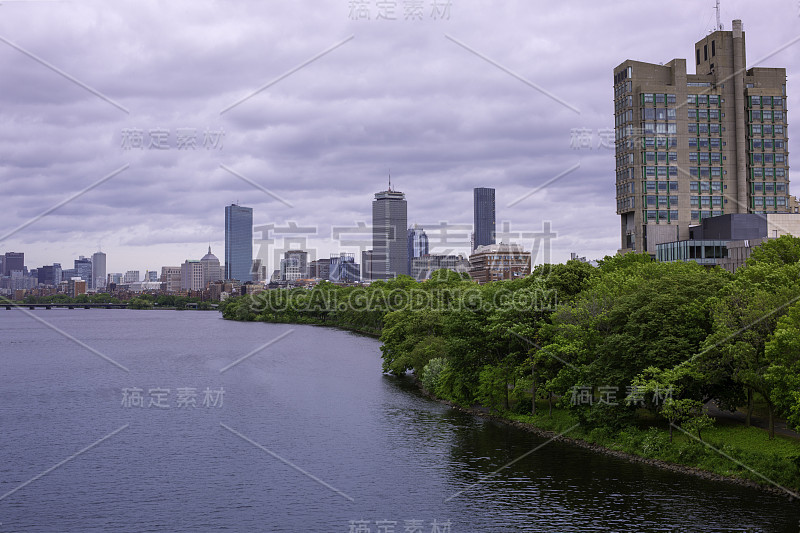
(1, 0, 799, 275)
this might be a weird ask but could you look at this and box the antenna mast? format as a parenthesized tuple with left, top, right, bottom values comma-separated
(715, 0, 723, 31)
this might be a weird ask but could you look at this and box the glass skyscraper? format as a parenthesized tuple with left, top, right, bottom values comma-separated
(225, 204, 254, 282)
(407, 225, 429, 275)
(473, 187, 496, 250)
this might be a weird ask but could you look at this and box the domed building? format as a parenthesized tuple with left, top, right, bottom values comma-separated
(200, 246, 222, 288)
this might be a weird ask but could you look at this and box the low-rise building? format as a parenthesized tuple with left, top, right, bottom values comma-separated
(468, 243, 531, 284)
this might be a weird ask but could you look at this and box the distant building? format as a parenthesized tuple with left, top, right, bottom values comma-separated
(67, 277, 86, 297)
(108, 273, 123, 285)
(160, 266, 182, 292)
(225, 203, 254, 282)
(407, 225, 429, 275)
(330, 253, 359, 283)
(37, 263, 62, 287)
(308, 257, 330, 280)
(371, 186, 408, 280)
(74, 257, 93, 289)
(181, 260, 205, 291)
(360, 250, 374, 282)
(3, 252, 24, 276)
(469, 243, 531, 284)
(251, 258, 267, 282)
(201, 246, 222, 287)
(92, 251, 107, 289)
(473, 187, 496, 251)
(144, 270, 159, 282)
(124, 270, 140, 284)
(411, 254, 470, 281)
(280, 250, 308, 281)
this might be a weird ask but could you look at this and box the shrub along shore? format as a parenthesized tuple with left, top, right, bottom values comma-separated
(221, 237, 800, 495)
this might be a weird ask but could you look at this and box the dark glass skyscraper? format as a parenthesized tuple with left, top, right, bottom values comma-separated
(225, 204, 254, 282)
(473, 187, 496, 250)
(371, 188, 408, 280)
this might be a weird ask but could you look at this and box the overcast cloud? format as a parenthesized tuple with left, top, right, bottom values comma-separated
(1, 0, 799, 274)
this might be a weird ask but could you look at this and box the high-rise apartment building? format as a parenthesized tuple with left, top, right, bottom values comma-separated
(614, 20, 789, 254)
(225, 204, 254, 282)
(371, 187, 408, 280)
(473, 187, 496, 251)
(92, 251, 106, 289)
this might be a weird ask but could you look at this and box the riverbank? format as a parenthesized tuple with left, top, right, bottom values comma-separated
(407, 376, 799, 500)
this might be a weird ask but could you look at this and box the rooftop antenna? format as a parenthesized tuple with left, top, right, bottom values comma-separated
(715, 0, 723, 31)
(388, 170, 392, 192)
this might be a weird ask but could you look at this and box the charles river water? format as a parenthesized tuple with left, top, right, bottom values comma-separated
(1, 310, 798, 532)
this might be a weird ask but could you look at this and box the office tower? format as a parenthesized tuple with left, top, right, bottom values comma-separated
(225, 204, 254, 282)
(309, 258, 331, 280)
(407, 225, 429, 274)
(92, 251, 106, 289)
(160, 266, 182, 292)
(473, 188, 496, 251)
(3, 252, 24, 276)
(124, 270, 140, 284)
(37, 263, 62, 287)
(181, 260, 205, 291)
(280, 250, 308, 281)
(201, 246, 222, 287)
(74, 257, 93, 289)
(371, 186, 408, 280)
(614, 19, 789, 254)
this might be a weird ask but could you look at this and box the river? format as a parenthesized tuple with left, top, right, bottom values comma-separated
(0, 309, 797, 532)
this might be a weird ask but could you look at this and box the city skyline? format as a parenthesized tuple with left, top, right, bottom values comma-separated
(2, 2, 799, 275)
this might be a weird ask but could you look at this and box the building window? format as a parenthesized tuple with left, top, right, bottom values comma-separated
(704, 44, 708, 61)
(711, 40, 716, 56)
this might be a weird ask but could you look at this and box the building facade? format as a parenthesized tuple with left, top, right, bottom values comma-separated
(371, 188, 408, 280)
(614, 20, 789, 254)
(468, 243, 531, 284)
(160, 266, 182, 293)
(92, 251, 106, 289)
(473, 187, 496, 250)
(3, 252, 24, 276)
(74, 257, 93, 289)
(201, 246, 222, 287)
(225, 203, 254, 282)
(411, 254, 470, 281)
(329, 253, 359, 283)
(407, 225, 429, 275)
(181, 260, 205, 291)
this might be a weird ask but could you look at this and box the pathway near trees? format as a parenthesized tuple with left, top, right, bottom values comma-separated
(707, 402, 800, 439)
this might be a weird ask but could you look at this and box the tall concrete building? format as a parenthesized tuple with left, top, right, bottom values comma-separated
(371, 187, 408, 280)
(614, 20, 789, 254)
(225, 204, 254, 282)
(92, 251, 106, 289)
(473, 187, 496, 251)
